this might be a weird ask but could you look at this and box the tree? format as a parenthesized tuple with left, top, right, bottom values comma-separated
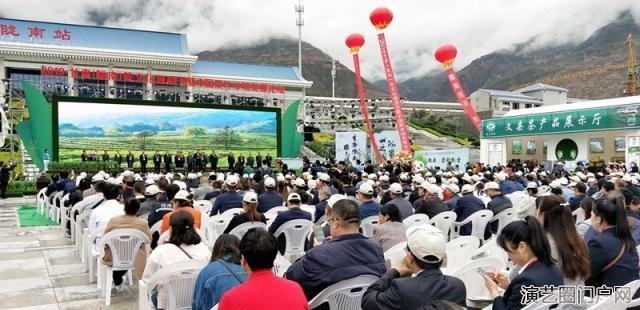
(183, 126, 207, 137)
(217, 125, 240, 148)
(136, 130, 155, 150)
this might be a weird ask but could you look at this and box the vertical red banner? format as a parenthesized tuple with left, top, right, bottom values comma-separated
(445, 68, 481, 131)
(353, 53, 385, 164)
(377, 33, 411, 153)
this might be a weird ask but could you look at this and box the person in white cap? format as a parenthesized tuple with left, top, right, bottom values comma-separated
(357, 183, 382, 219)
(160, 190, 202, 233)
(210, 174, 243, 216)
(138, 185, 161, 218)
(223, 191, 266, 234)
(258, 177, 283, 213)
(485, 182, 513, 233)
(362, 224, 466, 309)
(443, 184, 460, 210)
(268, 193, 312, 254)
(415, 183, 449, 219)
(286, 199, 385, 301)
(384, 183, 413, 220)
(454, 184, 489, 238)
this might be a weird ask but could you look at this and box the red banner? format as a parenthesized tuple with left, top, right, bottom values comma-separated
(353, 53, 384, 164)
(445, 68, 481, 131)
(376, 33, 411, 153)
(39, 66, 286, 94)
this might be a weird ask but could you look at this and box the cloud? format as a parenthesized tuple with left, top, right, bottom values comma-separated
(1, 0, 638, 82)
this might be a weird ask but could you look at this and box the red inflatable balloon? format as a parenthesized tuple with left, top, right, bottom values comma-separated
(370, 7, 393, 30)
(435, 44, 458, 65)
(345, 33, 365, 50)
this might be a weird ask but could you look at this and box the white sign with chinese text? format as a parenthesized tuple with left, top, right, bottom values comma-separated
(372, 130, 402, 160)
(414, 148, 471, 169)
(335, 131, 367, 165)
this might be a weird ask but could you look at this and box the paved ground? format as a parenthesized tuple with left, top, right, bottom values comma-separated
(0, 197, 137, 310)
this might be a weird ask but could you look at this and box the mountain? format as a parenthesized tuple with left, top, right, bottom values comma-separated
(197, 38, 387, 98)
(396, 12, 640, 101)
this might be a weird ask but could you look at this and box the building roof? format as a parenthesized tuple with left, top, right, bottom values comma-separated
(515, 83, 568, 93)
(504, 95, 640, 117)
(193, 60, 309, 84)
(478, 89, 543, 104)
(0, 18, 189, 55)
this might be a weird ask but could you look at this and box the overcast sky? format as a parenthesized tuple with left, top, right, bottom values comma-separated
(1, 0, 639, 81)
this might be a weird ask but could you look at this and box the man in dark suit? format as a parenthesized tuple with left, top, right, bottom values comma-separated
(255, 153, 262, 169)
(163, 152, 172, 172)
(195, 150, 204, 172)
(209, 151, 218, 171)
(101, 150, 109, 163)
(139, 151, 148, 173)
(265, 154, 273, 167)
(227, 153, 235, 173)
(153, 151, 162, 173)
(454, 184, 490, 238)
(126, 151, 135, 169)
(114, 151, 123, 169)
(175, 151, 185, 170)
(362, 224, 466, 309)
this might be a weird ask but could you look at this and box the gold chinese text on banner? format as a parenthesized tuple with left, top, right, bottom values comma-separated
(376, 33, 411, 153)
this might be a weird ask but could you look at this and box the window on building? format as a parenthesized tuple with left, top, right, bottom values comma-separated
(525, 103, 532, 109)
(513, 102, 520, 110)
(502, 102, 510, 112)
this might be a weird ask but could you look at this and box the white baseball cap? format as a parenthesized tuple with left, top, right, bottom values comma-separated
(287, 192, 302, 202)
(461, 184, 475, 194)
(294, 178, 306, 188)
(243, 191, 258, 203)
(145, 185, 161, 196)
(526, 182, 538, 189)
(368, 174, 378, 180)
(389, 183, 403, 194)
(264, 177, 276, 188)
(359, 183, 374, 195)
(327, 194, 346, 208)
(550, 180, 562, 189)
(484, 182, 500, 191)
(319, 173, 331, 182)
(406, 224, 446, 263)
(173, 190, 190, 201)
(448, 184, 460, 194)
(226, 174, 239, 186)
(173, 180, 187, 191)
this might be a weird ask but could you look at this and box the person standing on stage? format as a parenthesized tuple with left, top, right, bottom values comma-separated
(153, 151, 162, 174)
(163, 151, 172, 172)
(114, 151, 123, 170)
(187, 151, 194, 172)
(126, 151, 135, 169)
(102, 150, 110, 166)
(237, 154, 245, 171)
(255, 153, 262, 170)
(42, 149, 50, 172)
(140, 151, 148, 173)
(81, 150, 88, 169)
(265, 154, 273, 167)
(175, 151, 185, 170)
(195, 150, 204, 172)
(246, 154, 254, 169)
(209, 151, 218, 172)
(227, 152, 235, 173)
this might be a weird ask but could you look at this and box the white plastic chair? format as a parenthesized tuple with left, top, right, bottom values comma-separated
(228, 221, 268, 240)
(383, 241, 407, 269)
(76, 209, 92, 265)
(428, 211, 457, 239)
(220, 207, 244, 217)
(50, 191, 64, 221)
(445, 236, 480, 273)
(450, 257, 504, 304)
(300, 205, 316, 222)
(59, 193, 70, 231)
(450, 210, 493, 243)
(360, 216, 379, 238)
(194, 200, 213, 215)
(586, 279, 640, 310)
(204, 215, 233, 249)
(44, 191, 56, 219)
(471, 237, 509, 268)
(264, 206, 288, 217)
(273, 219, 313, 262)
(402, 213, 429, 227)
(272, 254, 292, 277)
(36, 188, 47, 215)
(98, 229, 151, 305)
(138, 259, 208, 310)
(572, 207, 586, 223)
(308, 275, 379, 310)
(489, 208, 516, 236)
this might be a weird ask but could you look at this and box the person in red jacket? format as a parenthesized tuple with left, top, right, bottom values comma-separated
(219, 228, 308, 310)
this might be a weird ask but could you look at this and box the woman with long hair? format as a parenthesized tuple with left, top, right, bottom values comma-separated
(484, 216, 563, 309)
(223, 191, 266, 234)
(372, 204, 407, 251)
(534, 195, 590, 285)
(192, 234, 246, 310)
(585, 196, 640, 287)
(143, 211, 210, 309)
(576, 196, 595, 238)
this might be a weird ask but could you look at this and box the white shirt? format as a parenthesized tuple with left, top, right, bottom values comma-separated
(88, 199, 124, 237)
(142, 243, 210, 309)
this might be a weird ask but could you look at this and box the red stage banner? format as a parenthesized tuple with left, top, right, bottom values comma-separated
(39, 66, 286, 94)
(353, 53, 385, 164)
(445, 68, 481, 131)
(376, 33, 411, 153)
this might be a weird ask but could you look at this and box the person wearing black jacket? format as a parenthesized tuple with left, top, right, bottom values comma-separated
(153, 151, 162, 173)
(209, 151, 218, 171)
(0, 161, 15, 198)
(227, 153, 235, 172)
(126, 151, 135, 169)
(362, 225, 466, 310)
(139, 151, 148, 173)
(114, 151, 123, 169)
(163, 152, 172, 172)
(175, 151, 185, 170)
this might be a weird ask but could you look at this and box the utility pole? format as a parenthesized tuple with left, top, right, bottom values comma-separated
(625, 33, 638, 96)
(295, 0, 304, 75)
(331, 58, 336, 98)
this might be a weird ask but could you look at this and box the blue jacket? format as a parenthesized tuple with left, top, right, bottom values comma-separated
(586, 227, 640, 288)
(492, 260, 564, 310)
(499, 181, 516, 195)
(454, 194, 489, 238)
(360, 200, 382, 219)
(258, 190, 283, 213)
(315, 199, 328, 222)
(268, 207, 312, 254)
(568, 195, 585, 211)
(286, 233, 386, 300)
(488, 195, 512, 233)
(385, 197, 414, 220)
(192, 258, 247, 310)
(210, 191, 243, 216)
